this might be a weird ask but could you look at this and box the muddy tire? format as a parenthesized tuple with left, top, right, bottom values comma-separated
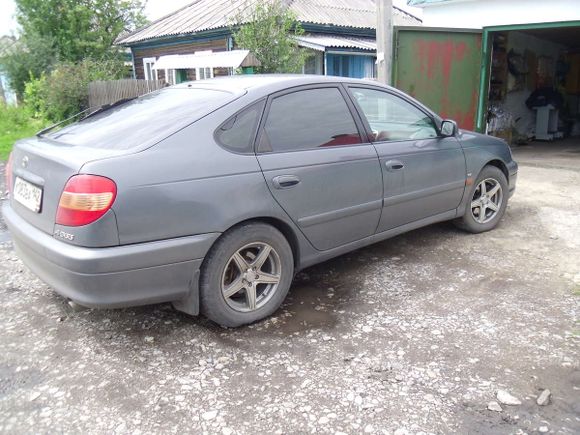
(200, 222, 294, 328)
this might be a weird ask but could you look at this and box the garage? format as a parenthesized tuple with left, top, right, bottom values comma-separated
(478, 21, 580, 148)
(393, 21, 580, 159)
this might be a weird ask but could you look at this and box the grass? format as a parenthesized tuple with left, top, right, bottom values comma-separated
(0, 105, 48, 161)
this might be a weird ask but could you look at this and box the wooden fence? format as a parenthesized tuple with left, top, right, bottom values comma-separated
(88, 79, 166, 108)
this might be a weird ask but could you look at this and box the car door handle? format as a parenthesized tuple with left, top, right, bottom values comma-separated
(385, 160, 405, 171)
(272, 175, 301, 189)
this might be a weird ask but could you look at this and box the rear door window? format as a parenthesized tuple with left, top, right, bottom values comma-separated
(48, 88, 239, 150)
(258, 87, 362, 153)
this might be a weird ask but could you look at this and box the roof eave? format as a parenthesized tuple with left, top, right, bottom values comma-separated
(407, 0, 468, 7)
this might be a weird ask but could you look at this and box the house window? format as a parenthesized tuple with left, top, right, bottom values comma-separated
(303, 51, 323, 75)
(326, 54, 375, 79)
(165, 69, 177, 85)
(196, 67, 214, 80)
(143, 57, 157, 80)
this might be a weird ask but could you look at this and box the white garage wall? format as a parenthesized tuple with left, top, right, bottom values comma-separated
(420, 0, 580, 29)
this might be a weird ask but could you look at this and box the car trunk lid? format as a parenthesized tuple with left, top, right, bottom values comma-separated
(8, 136, 126, 235)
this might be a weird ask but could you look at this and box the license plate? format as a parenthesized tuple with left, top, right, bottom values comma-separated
(13, 177, 43, 213)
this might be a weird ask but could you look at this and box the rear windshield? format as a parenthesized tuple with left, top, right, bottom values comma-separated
(48, 88, 237, 150)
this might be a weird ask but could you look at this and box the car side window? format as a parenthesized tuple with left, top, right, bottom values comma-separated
(216, 100, 264, 153)
(351, 87, 438, 142)
(258, 88, 361, 153)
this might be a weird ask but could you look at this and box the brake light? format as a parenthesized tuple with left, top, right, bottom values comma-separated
(56, 175, 117, 226)
(5, 152, 13, 195)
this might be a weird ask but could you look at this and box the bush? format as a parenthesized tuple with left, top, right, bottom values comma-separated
(23, 58, 129, 122)
(0, 103, 47, 160)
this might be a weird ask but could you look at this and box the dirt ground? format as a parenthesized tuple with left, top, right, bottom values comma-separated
(0, 142, 578, 434)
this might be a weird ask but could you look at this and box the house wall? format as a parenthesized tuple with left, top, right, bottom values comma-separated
(132, 37, 228, 79)
(420, 0, 580, 29)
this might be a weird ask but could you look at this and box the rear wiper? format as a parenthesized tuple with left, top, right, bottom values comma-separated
(36, 97, 137, 138)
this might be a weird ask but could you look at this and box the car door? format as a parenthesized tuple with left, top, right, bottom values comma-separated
(256, 85, 383, 251)
(347, 86, 466, 232)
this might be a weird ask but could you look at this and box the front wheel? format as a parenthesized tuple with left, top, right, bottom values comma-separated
(454, 165, 509, 233)
(200, 222, 294, 328)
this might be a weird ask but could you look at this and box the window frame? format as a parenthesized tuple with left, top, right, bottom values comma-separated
(344, 84, 444, 143)
(143, 57, 158, 81)
(196, 67, 214, 80)
(165, 68, 177, 85)
(214, 99, 267, 155)
(255, 84, 369, 155)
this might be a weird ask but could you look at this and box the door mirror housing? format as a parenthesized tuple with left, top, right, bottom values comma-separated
(440, 120, 458, 137)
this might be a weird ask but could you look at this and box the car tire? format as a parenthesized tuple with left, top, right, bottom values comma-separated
(454, 165, 509, 234)
(200, 222, 294, 328)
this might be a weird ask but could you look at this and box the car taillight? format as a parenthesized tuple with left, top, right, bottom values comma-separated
(56, 175, 117, 227)
(5, 152, 13, 195)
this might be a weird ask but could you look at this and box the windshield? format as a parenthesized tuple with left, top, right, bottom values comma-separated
(48, 88, 238, 150)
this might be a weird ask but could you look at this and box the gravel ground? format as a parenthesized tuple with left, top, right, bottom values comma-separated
(0, 147, 579, 434)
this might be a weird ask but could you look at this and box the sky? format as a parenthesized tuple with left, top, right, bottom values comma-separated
(0, 0, 422, 37)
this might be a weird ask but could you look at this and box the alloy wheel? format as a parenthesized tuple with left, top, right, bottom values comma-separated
(221, 242, 282, 312)
(470, 178, 503, 224)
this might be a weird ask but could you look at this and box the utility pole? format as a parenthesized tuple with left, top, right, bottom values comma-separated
(376, 0, 393, 85)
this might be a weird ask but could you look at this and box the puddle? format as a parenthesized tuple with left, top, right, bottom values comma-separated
(277, 282, 339, 334)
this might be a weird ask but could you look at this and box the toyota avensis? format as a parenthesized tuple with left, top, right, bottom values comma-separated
(2, 75, 517, 327)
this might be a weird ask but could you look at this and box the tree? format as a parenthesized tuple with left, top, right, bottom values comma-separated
(0, 33, 57, 97)
(14, 0, 147, 62)
(1, 0, 146, 98)
(233, 1, 309, 74)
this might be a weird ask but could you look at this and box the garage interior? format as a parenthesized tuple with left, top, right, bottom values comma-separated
(484, 24, 580, 154)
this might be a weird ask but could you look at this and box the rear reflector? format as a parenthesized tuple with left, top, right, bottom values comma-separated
(56, 175, 117, 227)
(5, 152, 13, 194)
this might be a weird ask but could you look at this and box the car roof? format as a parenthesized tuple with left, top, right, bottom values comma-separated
(171, 74, 441, 122)
(173, 74, 388, 94)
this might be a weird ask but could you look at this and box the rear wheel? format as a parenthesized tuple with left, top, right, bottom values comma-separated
(454, 165, 508, 233)
(200, 222, 294, 327)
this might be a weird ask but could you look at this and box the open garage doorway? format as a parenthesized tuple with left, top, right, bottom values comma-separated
(477, 21, 580, 153)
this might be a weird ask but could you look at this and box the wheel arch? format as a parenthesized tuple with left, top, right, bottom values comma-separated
(485, 159, 509, 182)
(221, 216, 301, 271)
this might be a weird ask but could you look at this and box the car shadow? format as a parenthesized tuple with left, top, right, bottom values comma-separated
(65, 221, 463, 345)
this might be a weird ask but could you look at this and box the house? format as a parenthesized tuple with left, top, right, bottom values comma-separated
(0, 35, 18, 105)
(408, 0, 580, 29)
(401, 0, 580, 142)
(116, 0, 421, 83)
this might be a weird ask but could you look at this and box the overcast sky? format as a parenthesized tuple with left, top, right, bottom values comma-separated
(0, 0, 422, 36)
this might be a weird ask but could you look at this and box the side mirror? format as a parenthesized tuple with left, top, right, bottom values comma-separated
(440, 120, 458, 137)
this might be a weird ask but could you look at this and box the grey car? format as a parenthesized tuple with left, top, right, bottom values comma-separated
(2, 75, 517, 327)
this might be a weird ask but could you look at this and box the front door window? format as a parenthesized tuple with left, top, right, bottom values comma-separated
(350, 87, 438, 141)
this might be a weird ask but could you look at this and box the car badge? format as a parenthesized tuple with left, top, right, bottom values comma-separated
(22, 156, 29, 168)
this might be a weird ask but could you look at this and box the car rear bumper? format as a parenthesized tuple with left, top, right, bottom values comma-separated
(2, 201, 219, 309)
